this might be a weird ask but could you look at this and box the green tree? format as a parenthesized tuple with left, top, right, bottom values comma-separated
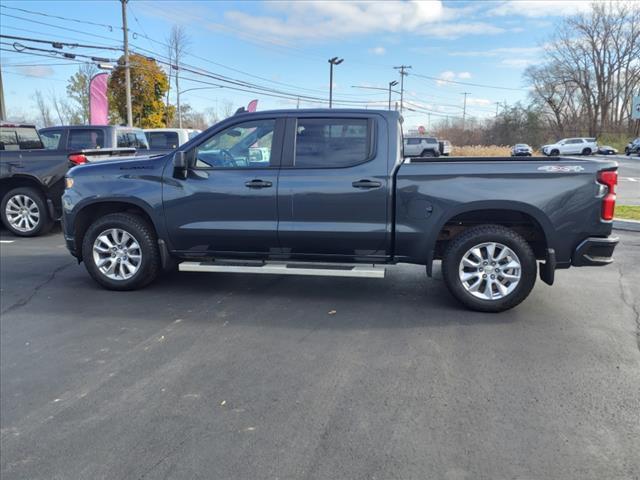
(66, 64, 98, 124)
(108, 54, 174, 127)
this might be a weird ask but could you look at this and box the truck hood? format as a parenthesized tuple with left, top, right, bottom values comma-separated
(69, 152, 169, 176)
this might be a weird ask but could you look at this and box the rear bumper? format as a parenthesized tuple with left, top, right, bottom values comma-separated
(572, 236, 619, 267)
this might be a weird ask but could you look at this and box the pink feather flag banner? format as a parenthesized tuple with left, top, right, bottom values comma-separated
(89, 73, 109, 125)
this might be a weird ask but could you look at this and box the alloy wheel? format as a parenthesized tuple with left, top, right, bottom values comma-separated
(458, 242, 522, 300)
(92, 228, 142, 280)
(5, 194, 40, 233)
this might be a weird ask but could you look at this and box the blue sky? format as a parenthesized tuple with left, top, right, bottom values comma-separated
(0, 0, 596, 129)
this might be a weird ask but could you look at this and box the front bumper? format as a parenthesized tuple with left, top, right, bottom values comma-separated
(572, 236, 619, 267)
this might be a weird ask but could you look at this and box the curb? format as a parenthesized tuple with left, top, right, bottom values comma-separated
(613, 219, 640, 232)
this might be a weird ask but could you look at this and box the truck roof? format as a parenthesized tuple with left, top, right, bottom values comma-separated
(231, 108, 401, 119)
(39, 125, 144, 131)
(0, 121, 37, 128)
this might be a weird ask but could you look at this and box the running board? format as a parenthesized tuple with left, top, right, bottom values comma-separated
(179, 261, 386, 278)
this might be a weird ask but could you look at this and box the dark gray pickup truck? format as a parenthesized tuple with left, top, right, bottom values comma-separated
(62, 109, 619, 311)
(1, 123, 137, 236)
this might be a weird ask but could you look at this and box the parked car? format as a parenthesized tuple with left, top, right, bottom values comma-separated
(144, 128, 202, 150)
(39, 125, 150, 152)
(1, 123, 135, 236)
(62, 109, 619, 312)
(511, 144, 533, 156)
(404, 136, 440, 157)
(541, 137, 597, 156)
(624, 137, 640, 156)
(438, 140, 451, 156)
(597, 145, 618, 155)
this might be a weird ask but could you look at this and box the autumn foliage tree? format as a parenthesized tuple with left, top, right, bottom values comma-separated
(108, 54, 174, 127)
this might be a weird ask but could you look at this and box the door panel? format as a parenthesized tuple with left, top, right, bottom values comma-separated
(163, 117, 283, 255)
(277, 116, 390, 259)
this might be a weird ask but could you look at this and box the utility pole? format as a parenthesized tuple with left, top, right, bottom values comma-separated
(296, 96, 300, 109)
(328, 57, 343, 108)
(427, 113, 431, 131)
(494, 102, 500, 118)
(394, 65, 411, 113)
(176, 64, 182, 128)
(120, 0, 133, 126)
(0, 64, 6, 121)
(461, 92, 471, 129)
(388, 80, 398, 110)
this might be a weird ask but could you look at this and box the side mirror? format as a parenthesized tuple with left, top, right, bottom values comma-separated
(173, 151, 188, 179)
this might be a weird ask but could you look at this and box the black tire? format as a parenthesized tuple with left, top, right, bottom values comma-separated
(625, 148, 629, 155)
(81, 213, 160, 290)
(582, 148, 592, 155)
(441, 225, 537, 312)
(550, 149, 559, 156)
(1, 187, 53, 237)
(420, 149, 435, 157)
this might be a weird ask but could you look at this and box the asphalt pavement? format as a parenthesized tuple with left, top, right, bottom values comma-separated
(1, 227, 639, 480)
(602, 155, 640, 205)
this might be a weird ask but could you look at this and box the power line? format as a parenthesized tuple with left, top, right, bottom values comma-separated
(0, 12, 124, 45)
(0, 34, 122, 52)
(0, 4, 117, 31)
(412, 72, 526, 92)
(1, 41, 118, 62)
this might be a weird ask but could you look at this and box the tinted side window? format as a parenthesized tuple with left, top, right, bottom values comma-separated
(425, 137, 438, 144)
(68, 129, 105, 149)
(294, 118, 370, 168)
(148, 132, 179, 149)
(134, 131, 149, 149)
(0, 129, 18, 150)
(194, 119, 276, 169)
(406, 138, 421, 145)
(40, 130, 63, 149)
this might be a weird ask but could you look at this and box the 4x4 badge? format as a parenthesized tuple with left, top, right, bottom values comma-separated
(538, 165, 585, 173)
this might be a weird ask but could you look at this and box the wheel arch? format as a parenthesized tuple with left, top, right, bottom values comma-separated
(71, 199, 160, 260)
(0, 175, 49, 201)
(424, 202, 555, 276)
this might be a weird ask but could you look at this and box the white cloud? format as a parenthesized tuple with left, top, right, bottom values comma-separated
(369, 46, 386, 56)
(16, 66, 54, 78)
(487, 1, 593, 18)
(449, 46, 543, 58)
(436, 71, 472, 86)
(225, 1, 445, 41)
(467, 98, 492, 106)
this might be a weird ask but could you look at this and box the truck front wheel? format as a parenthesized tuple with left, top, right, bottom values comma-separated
(441, 225, 537, 312)
(81, 213, 160, 290)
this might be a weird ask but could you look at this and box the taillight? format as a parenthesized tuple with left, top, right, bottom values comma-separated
(597, 170, 617, 221)
(68, 153, 88, 165)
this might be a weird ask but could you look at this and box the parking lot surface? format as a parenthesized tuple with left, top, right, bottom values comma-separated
(602, 155, 640, 205)
(1, 228, 639, 480)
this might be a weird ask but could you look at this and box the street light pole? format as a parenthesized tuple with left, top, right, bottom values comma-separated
(328, 57, 343, 108)
(120, 0, 133, 127)
(388, 80, 398, 110)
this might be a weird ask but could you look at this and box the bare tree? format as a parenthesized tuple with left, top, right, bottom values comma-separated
(527, 2, 640, 136)
(167, 25, 191, 128)
(220, 100, 235, 119)
(34, 90, 53, 127)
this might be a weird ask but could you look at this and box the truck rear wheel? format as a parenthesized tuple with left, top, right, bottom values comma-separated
(1, 187, 52, 237)
(441, 225, 537, 312)
(81, 213, 160, 291)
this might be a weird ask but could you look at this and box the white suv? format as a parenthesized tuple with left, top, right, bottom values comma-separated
(542, 137, 597, 156)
